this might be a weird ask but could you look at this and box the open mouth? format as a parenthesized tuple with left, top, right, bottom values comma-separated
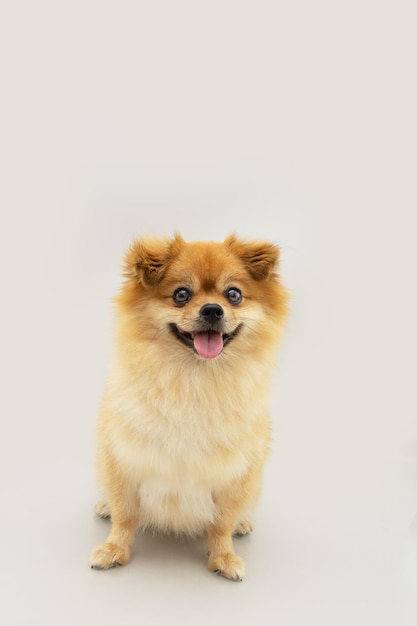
(169, 324, 242, 359)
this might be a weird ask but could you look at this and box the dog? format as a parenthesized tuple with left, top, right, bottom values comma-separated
(89, 234, 288, 580)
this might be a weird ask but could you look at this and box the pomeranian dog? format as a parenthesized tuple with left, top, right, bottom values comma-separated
(90, 234, 288, 581)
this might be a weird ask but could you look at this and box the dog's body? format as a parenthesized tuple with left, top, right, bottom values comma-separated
(90, 234, 287, 580)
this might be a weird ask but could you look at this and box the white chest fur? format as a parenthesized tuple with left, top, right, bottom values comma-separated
(101, 346, 272, 534)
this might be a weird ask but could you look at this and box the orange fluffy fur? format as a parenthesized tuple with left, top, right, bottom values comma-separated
(90, 234, 288, 580)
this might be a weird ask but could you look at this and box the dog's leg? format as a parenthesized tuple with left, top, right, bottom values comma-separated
(207, 490, 252, 580)
(207, 519, 246, 581)
(208, 463, 265, 581)
(90, 467, 139, 569)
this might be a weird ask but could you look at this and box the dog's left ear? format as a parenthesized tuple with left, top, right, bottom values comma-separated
(226, 235, 280, 281)
(124, 234, 184, 286)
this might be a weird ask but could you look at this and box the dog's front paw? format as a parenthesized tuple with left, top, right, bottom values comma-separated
(208, 552, 246, 581)
(90, 542, 130, 569)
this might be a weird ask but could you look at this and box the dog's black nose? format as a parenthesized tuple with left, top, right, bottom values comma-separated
(199, 303, 224, 324)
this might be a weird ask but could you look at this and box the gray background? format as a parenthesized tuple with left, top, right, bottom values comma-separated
(1, 1, 416, 624)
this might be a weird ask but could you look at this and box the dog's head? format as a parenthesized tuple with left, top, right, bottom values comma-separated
(119, 234, 287, 361)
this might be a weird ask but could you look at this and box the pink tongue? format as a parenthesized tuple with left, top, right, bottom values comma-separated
(193, 331, 223, 359)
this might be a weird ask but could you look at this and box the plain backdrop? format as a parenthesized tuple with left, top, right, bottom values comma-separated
(0, 1, 416, 625)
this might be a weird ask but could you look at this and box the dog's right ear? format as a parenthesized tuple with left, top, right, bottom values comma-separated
(124, 234, 184, 286)
(226, 235, 280, 281)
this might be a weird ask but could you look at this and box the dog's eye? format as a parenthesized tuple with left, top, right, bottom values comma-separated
(173, 287, 192, 306)
(225, 287, 242, 305)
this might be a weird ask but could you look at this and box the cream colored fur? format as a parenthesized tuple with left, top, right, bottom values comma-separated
(89, 235, 287, 580)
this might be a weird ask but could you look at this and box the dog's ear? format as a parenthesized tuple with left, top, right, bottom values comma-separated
(124, 234, 184, 286)
(226, 235, 280, 281)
